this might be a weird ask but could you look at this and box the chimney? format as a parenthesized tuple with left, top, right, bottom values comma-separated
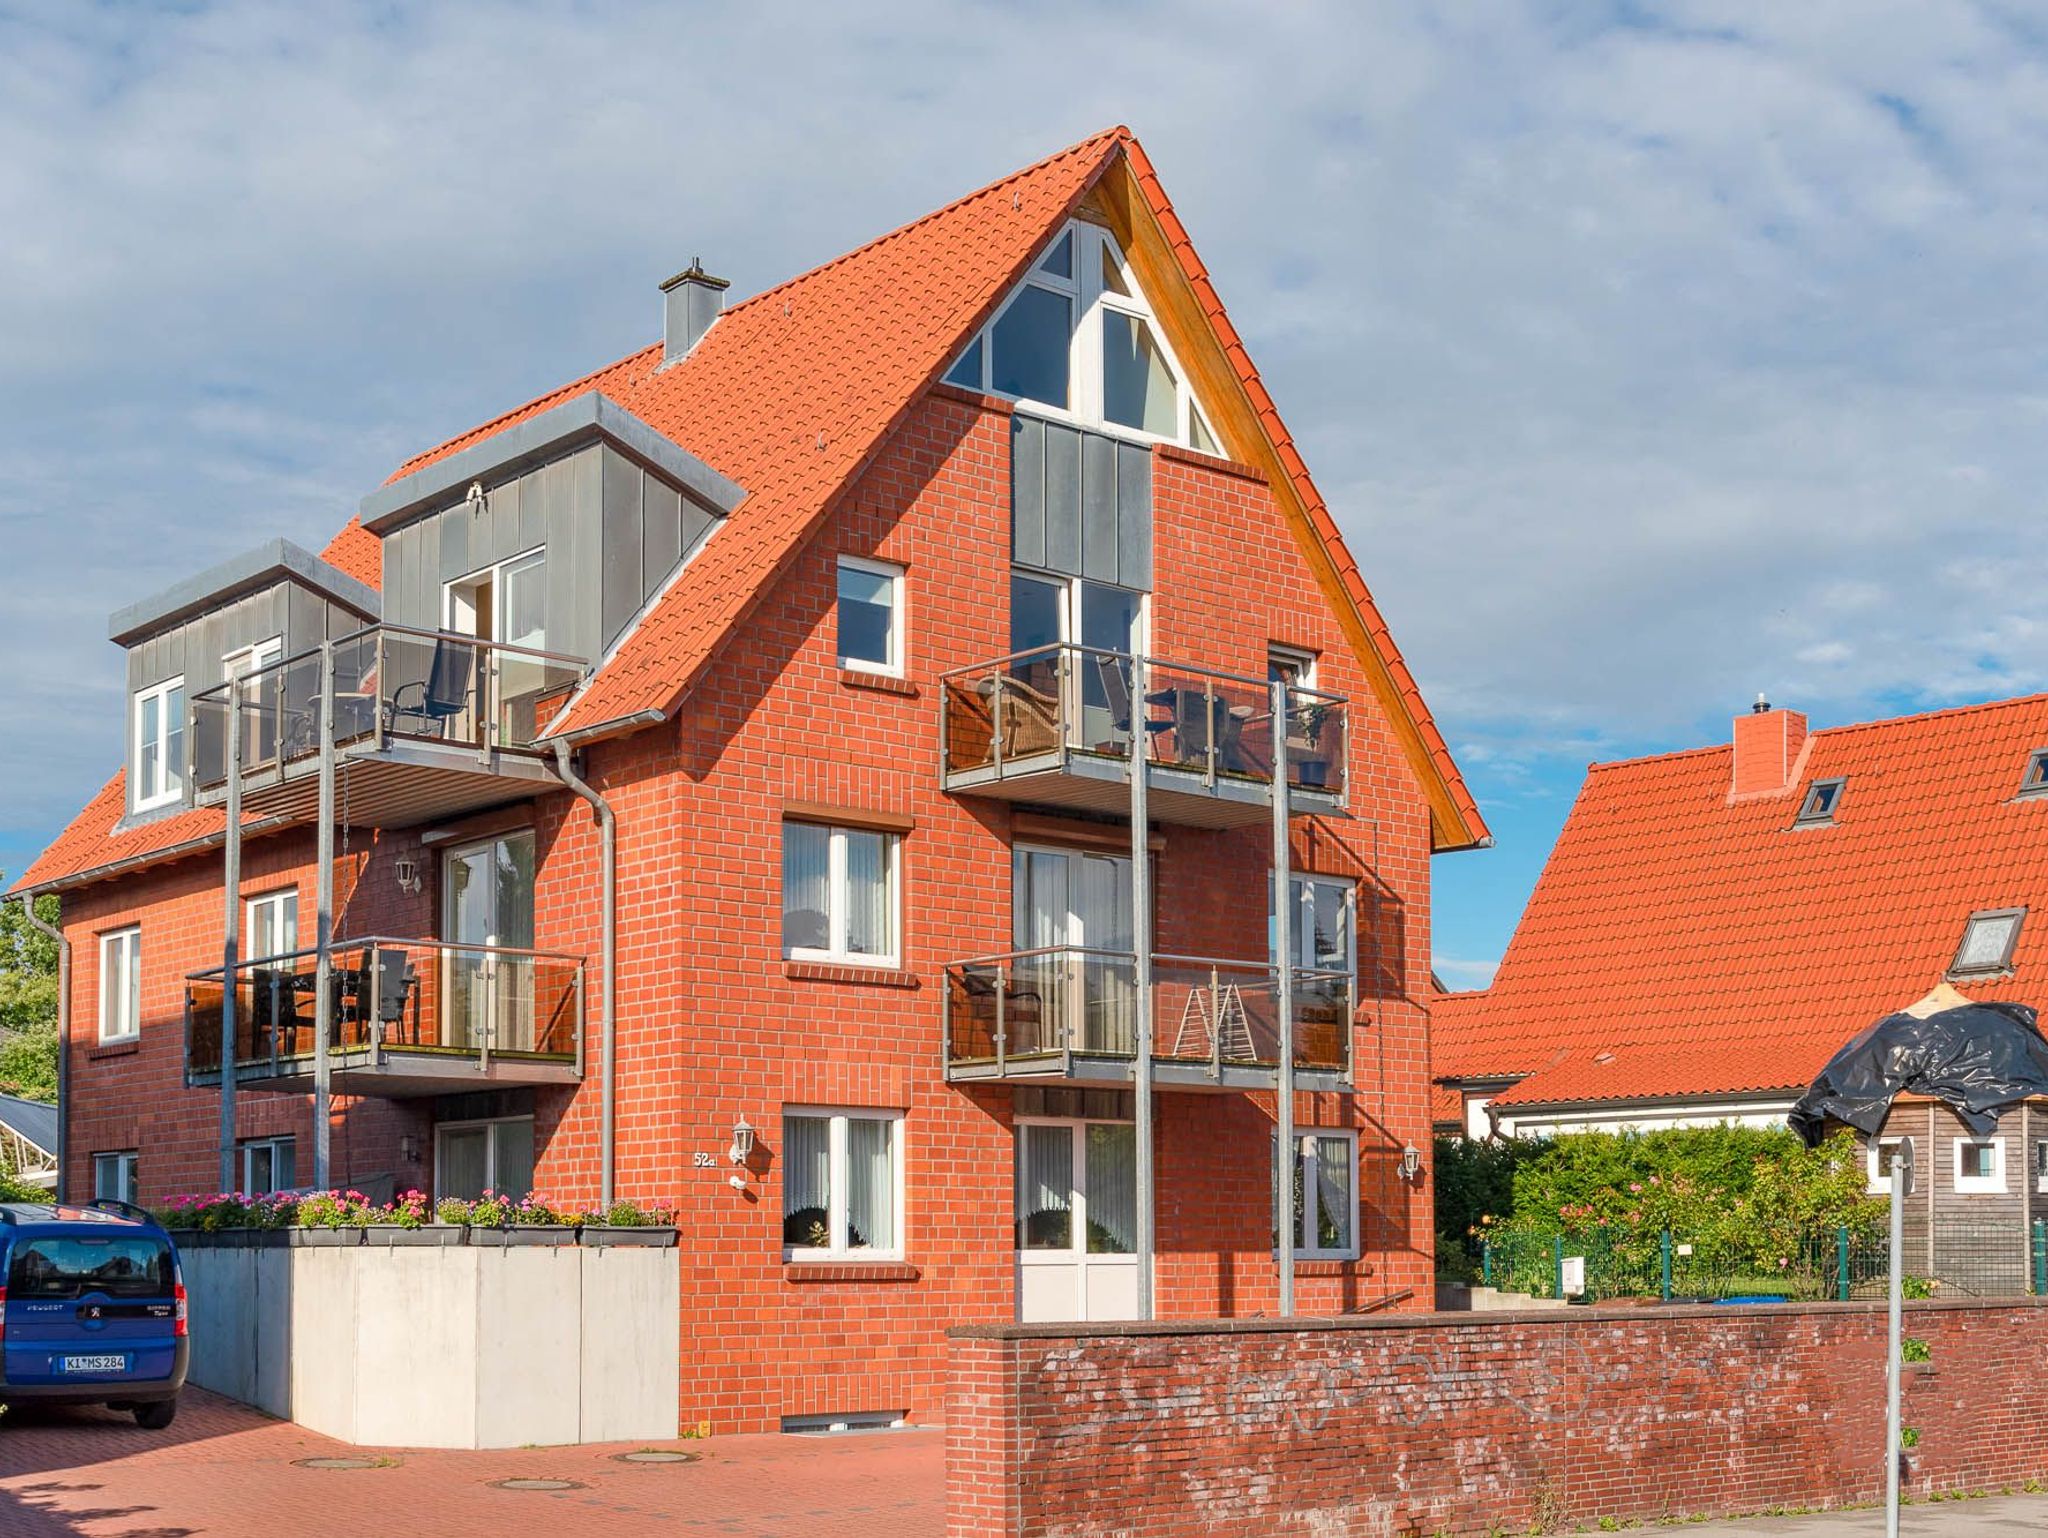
(1731, 694, 1808, 797)
(660, 259, 729, 365)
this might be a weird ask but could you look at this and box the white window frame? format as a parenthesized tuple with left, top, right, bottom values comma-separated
(98, 926, 141, 1044)
(132, 675, 187, 811)
(1866, 1138, 1906, 1195)
(1268, 644, 1319, 692)
(223, 634, 283, 680)
(782, 822, 902, 967)
(2036, 1139, 2048, 1195)
(433, 1114, 535, 1201)
(947, 220, 1217, 451)
(781, 1106, 905, 1262)
(93, 1151, 140, 1205)
(444, 545, 547, 645)
(1950, 907, 2025, 979)
(836, 555, 906, 677)
(245, 888, 300, 962)
(238, 1134, 297, 1196)
(1271, 873, 1357, 979)
(1282, 1127, 1360, 1261)
(1953, 1136, 2007, 1195)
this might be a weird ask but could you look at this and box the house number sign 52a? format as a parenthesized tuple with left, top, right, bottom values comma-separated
(693, 1152, 716, 1168)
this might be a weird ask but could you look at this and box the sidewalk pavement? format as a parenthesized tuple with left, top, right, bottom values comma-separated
(1678, 1494, 2048, 1536)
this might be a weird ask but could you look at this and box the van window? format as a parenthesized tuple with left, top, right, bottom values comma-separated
(7, 1235, 174, 1299)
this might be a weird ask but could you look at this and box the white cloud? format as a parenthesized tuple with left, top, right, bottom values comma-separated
(4, 1, 2048, 894)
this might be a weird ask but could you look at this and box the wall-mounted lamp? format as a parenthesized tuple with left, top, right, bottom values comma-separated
(399, 1134, 421, 1163)
(464, 480, 487, 518)
(393, 856, 423, 897)
(1399, 1144, 1424, 1183)
(728, 1117, 757, 1167)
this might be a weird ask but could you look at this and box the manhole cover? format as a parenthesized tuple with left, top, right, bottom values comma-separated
(490, 1477, 586, 1492)
(294, 1456, 388, 1471)
(612, 1449, 699, 1464)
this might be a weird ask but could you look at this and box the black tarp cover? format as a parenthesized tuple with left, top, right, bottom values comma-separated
(1788, 1001, 2048, 1147)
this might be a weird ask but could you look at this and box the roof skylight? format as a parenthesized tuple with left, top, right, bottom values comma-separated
(1950, 907, 2025, 978)
(1792, 777, 1845, 828)
(2020, 749, 2048, 799)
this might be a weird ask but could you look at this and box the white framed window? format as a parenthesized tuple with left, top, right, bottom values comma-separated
(944, 220, 1219, 452)
(782, 821, 901, 966)
(1281, 1129, 1359, 1260)
(2036, 1140, 2048, 1194)
(98, 926, 141, 1043)
(1866, 1138, 1907, 1195)
(93, 1151, 140, 1205)
(1953, 1137, 2006, 1195)
(446, 545, 547, 650)
(132, 676, 187, 810)
(1792, 777, 1845, 828)
(435, 1115, 535, 1203)
(1268, 645, 1318, 692)
(836, 556, 905, 676)
(238, 1135, 297, 1196)
(245, 889, 299, 962)
(782, 1107, 903, 1260)
(1270, 873, 1356, 979)
(223, 634, 283, 680)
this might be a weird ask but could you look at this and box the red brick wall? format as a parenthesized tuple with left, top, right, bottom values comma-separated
(54, 382, 1443, 1434)
(947, 1301, 2048, 1536)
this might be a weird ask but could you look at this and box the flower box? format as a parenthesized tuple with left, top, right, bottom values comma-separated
(291, 1227, 365, 1248)
(468, 1224, 578, 1248)
(578, 1225, 679, 1249)
(361, 1224, 468, 1247)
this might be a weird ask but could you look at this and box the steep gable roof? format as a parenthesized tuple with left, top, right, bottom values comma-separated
(1436, 694, 2048, 1111)
(17, 128, 1486, 895)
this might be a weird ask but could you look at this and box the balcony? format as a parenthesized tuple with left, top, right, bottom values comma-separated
(189, 625, 587, 828)
(940, 647, 1346, 829)
(944, 947, 1352, 1092)
(185, 938, 583, 1098)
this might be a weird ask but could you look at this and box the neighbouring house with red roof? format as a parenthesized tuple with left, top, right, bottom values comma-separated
(11, 129, 1487, 1432)
(1435, 696, 2048, 1146)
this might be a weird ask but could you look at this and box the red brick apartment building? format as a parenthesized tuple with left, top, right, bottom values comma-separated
(12, 128, 1488, 1430)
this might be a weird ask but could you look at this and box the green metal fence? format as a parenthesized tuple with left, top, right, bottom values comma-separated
(1477, 1218, 2048, 1303)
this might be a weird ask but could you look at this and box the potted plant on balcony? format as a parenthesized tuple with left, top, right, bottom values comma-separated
(1290, 702, 1334, 790)
(361, 1189, 466, 1246)
(292, 1189, 371, 1246)
(458, 1191, 579, 1246)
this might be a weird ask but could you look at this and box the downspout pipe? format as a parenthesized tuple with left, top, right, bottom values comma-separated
(551, 740, 617, 1208)
(18, 895, 69, 1202)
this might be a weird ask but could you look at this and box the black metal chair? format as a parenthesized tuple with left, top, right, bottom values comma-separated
(385, 638, 476, 739)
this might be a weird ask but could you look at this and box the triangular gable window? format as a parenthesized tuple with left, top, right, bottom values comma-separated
(944, 221, 1221, 453)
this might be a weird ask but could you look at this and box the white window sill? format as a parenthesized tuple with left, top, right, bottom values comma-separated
(785, 950, 903, 970)
(783, 1250, 907, 1265)
(1953, 1180, 2007, 1196)
(838, 659, 903, 680)
(96, 1034, 141, 1048)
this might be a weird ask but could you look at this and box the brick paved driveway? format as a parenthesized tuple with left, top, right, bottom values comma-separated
(0, 1388, 943, 1537)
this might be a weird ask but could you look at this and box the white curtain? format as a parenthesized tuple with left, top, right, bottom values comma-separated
(439, 1128, 488, 1201)
(785, 1115, 832, 1247)
(493, 1119, 536, 1202)
(847, 1117, 894, 1250)
(1315, 1135, 1353, 1252)
(782, 823, 830, 953)
(1084, 1124, 1136, 1255)
(844, 830, 893, 957)
(1020, 1124, 1073, 1251)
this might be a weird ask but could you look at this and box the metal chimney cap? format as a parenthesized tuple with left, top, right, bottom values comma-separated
(660, 258, 730, 294)
(1752, 692, 1772, 714)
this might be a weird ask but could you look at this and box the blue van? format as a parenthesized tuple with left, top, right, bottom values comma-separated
(0, 1200, 188, 1428)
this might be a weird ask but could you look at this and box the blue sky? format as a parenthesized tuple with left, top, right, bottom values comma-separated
(5, 2, 2048, 985)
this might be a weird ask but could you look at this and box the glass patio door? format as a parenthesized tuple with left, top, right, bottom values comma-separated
(443, 831, 537, 1051)
(1015, 1119, 1141, 1322)
(1013, 845, 1133, 1055)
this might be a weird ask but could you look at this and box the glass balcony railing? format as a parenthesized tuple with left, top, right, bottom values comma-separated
(185, 937, 583, 1084)
(189, 625, 587, 794)
(943, 946, 1351, 1080)
(940, 645, 1346, 802)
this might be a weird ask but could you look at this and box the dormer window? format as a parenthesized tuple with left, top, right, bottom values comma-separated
(1951, 907, 2025, 979)
(2020, 749, 2048, 798)
(945, 220, 1220, 452)
(1792, 777, 1845, 827)
(132, 677, 186, 812)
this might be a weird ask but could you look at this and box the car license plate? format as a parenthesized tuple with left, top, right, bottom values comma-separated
(62, 1354, 127, 1374)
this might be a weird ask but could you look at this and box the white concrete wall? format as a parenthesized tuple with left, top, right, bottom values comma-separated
(179, 1239, 679, 1448)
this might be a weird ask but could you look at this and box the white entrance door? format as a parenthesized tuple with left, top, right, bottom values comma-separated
(443, 831, 537, 1050)
(1015, 1118, 1142, 1322)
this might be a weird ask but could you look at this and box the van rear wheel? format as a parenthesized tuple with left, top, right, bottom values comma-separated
(133, 1400, 177, 1430)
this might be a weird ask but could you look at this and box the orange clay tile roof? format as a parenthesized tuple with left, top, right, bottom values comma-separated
(1435, 694, 2048, 1110)
(1431, 1084, 1467, 1127)
(16, 128, 1484, 893)
(318, 517, 382, 589)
